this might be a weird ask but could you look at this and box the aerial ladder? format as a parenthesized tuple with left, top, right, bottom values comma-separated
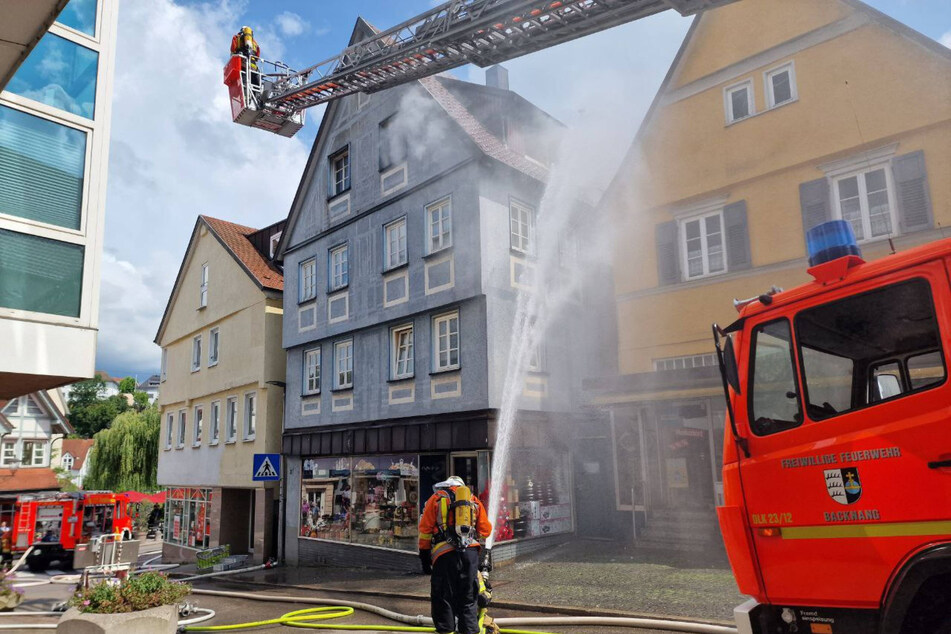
(224, 0, 735, 137)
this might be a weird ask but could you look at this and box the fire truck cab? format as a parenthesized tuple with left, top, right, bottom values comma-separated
(13, 491, 133, 572)
(715, 221, 951, 634)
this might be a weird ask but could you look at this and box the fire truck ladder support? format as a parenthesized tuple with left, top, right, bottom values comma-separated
(265, 0, 735, 113)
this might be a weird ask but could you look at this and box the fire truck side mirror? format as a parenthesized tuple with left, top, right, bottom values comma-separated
(722, 336, 741, 395)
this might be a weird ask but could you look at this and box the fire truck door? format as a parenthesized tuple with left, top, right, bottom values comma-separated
(739, 264, 951, 608)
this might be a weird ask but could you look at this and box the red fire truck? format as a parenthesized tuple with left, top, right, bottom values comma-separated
(11, 491, 134, 572)
(715, 220, 951, 634)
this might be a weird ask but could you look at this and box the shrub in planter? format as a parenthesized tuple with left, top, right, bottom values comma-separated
(58, 573, 191, 634)
(0, 571, 24, 611)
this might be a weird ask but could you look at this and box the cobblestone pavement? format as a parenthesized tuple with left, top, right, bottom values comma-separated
(225, 540, 745, 622)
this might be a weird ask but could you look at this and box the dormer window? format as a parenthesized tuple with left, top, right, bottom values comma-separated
(62, 454, 74, 470)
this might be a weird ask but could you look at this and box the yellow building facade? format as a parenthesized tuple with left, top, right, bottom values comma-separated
(594, 0, 950, 549)
(155, 216, 286, 563)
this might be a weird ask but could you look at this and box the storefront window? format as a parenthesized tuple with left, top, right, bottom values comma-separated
(494, 448, 572, 542)
(300, 455, 420, 552)
(163, 487, 212, 549)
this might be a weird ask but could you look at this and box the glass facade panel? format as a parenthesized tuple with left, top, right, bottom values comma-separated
(0, 229, 83, 317)
(57, 0, 98, 36)
(7, 33, 98, 119)
(163, 487, 212, 549)
(0, 105, 86, 229)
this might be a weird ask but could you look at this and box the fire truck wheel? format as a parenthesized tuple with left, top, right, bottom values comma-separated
(26, 556, 48, 573)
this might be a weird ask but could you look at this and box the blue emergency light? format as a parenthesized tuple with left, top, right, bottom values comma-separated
(806, 220, 862, 267)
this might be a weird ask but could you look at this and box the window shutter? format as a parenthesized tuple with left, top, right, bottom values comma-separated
(655, 220, 680, 285)
(893, 150, 933, 234)
(723, 200, 751, 271)
(799, 178, 831, 239)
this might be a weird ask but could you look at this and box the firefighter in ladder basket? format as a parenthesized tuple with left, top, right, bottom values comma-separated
(419, 476, 496, 634)
(230, 26, 261, 91)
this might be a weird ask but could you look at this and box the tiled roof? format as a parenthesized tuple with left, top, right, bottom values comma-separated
(202, 216, 284, 292)
(419, 75, 549, 183)
(62, 439, 95, 470)
(0, 468, 60, 493)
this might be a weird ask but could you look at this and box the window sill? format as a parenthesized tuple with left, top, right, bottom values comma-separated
(526, 369, 550, 377)
(424, 246, 453, 261)
(175, 445, 185, 450)
(302, 391, 321, 398)
(430, 367, 460, 376)
(328, 285, 349, 295)
(387, 375, 414, 384)
(683, 269, 728, 283)
(208, 361, 218, 368)
(191, 367, 200, 374)
(725, 97, 799, 127)
(164, 445, 172, 451)
(299, 296, 317, 306)
(382, 262, 409, 275)
(326, 188, 351, 202)
(192, 443, 201, 448)
(225, 439, 236, 445)
(197, 305, 207, 311)
(330, 386, 353, 393)
(210, 440, 219, 447)
(243, 436, 256, 443)
(509, 248, 536, 260)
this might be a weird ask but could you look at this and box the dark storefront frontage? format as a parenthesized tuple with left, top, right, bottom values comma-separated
(587, 366, 728, 551)
(284, 412, 576, 569)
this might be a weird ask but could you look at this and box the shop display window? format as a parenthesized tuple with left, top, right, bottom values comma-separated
(300, 454, 420, 552)
(163, 487, 212, 549)
(493, 449, 572, 542)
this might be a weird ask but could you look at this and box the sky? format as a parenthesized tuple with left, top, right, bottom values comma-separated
(97, 0, 951, 380)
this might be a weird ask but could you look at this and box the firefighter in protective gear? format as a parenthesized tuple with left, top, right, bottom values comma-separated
(419, 477, 493, 634)
(230, 26, 261, 90)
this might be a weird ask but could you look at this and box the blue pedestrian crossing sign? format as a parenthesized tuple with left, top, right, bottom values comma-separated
(252, 453, 280, 481)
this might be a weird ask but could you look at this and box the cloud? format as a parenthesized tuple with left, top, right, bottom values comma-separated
(97, 0, 309, 377)
(941, 30, 951, 48)
(275, 11, 309, 38)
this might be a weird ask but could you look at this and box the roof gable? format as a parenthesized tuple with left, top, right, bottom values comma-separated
(154, 215, 284, 344)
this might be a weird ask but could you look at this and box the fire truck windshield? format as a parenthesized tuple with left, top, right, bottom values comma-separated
(748, 277, 947, 437)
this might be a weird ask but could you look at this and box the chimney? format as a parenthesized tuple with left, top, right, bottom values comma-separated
(485, 65, 509, 91)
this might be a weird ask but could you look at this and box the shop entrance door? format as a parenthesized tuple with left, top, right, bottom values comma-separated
(574, 436, 614, 539)
(451, 454, 480, 492)
(418, 454, 448, 514)
(659, 402, 714, 509)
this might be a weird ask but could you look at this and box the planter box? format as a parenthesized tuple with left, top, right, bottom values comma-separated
(57, 604, 178, 634)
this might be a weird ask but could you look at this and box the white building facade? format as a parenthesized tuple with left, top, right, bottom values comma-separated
(0, 0, 119, 398)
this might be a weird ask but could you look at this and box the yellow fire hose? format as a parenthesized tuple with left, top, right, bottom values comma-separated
(183, 604, 557, 633)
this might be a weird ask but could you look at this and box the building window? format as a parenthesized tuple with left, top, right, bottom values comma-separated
(433, 312, 460, 372)
(57, 0, 97, 36)
(244, 393, 256, 439)
(299, 258, 317, 302)
(0, 105, 86, 230)
(226, 397, 237, 442)
(269, 232, 283, 258)
(724, 80, 754, 123)
(191, 336, 202, 372)
(510, 200, 536, 254)
(163, 488, 212, 549)
(329, 147, 350, 197)
(834, 167, 896, 242)
(165, 413, 174, 449)
(391, 324, 414, 380)
(193, 407, 203, 446)
(384, 218, 407, 270)
(681, 211, 726, 279)
(210, 401, 220, 444)
(7, 33, 98, 119)
(62, 454, 74, 470)
(199, 263, 208, 308)
(0, 228, 84, 318)
(304, 348, 321, 395)
(527, 344, 544, 372)
(24, 397, 43, 416)
(22, 441, 45, 466)
(177, 410, 187, 448)
(654, 353, 718, 371)
(161, 349, 167, 382)
(330, 244, 349, 290)
(765, 62, 796, 109)
(379, 116, 407, 171)
(209, 328, 220, 366)
(334, 340, 353, 389)
(427, 197, 452, 254)
(1, 442, 15, 466)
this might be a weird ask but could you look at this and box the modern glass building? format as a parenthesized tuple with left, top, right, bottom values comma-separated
(0, 0, 119, 398)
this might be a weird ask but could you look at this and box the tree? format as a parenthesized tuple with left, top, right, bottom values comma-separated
(132, 391, 151, 412)
(84, 407, 160, 493)
(67, 377, 105, 409)
(118, 377, 137, 394)
(69, 394, 129, 438)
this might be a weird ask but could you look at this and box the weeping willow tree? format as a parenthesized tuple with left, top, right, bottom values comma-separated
(84, 407, 160, 492)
